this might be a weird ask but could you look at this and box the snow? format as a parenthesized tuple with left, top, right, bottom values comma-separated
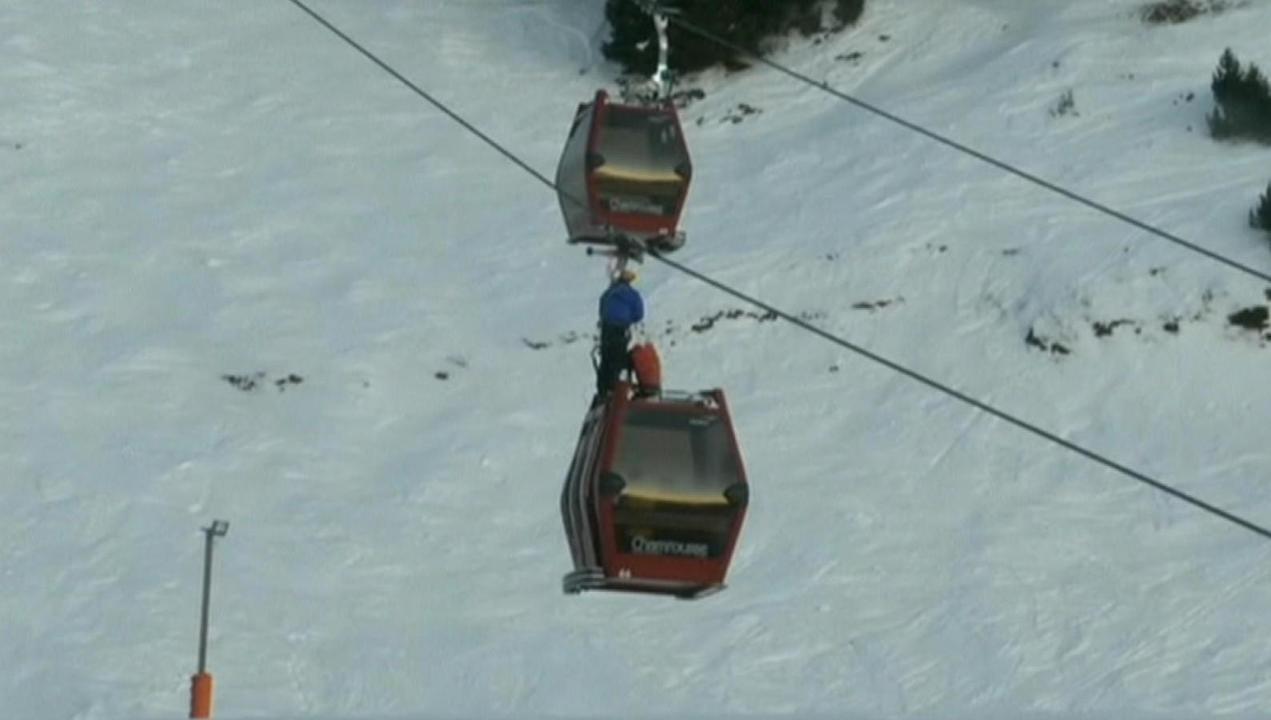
(4, 0, 1271, 718)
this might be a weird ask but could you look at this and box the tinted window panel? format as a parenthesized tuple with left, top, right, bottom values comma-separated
(613, 409, 739, 500)
(609, 408, 742, 559)
(595, 108, 688, 217)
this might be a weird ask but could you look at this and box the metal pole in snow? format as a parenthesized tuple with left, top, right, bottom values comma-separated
(191, 519, 228, 719)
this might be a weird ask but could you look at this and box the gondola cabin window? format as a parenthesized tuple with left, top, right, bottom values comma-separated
(610, 407, 741, 559)
(594, 107, 689, 218)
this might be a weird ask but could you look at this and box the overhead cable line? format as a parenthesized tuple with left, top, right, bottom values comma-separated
(653, 250, 1271, 543)
(283, 0, 1271, 543)
(285, 0, 560, 196)
(648, 4, 1271, 287)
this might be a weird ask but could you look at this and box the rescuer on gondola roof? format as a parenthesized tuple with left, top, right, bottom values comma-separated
(595, 267, 643, 398)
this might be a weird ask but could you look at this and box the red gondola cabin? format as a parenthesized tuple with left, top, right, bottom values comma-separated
(561, 382, 749, 599)
(555, 90, 692, 252)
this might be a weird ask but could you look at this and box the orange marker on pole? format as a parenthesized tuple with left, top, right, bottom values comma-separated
(190, 673, 214, 719)
(190, 520, 229, 719)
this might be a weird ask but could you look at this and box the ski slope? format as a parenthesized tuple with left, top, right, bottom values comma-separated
(4, 0, 1271, 717)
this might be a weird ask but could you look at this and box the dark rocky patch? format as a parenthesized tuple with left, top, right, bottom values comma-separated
(222, 371, 303, 393)
(672, 88, 706, 109)
(722, 103, 762, 124)
(1050, 90, 1078, 118)
(1191, 289, 1218, 321)
(1024, 328, 1046, 351)
(851, 297, 904, 312)
(430, 355, 469, 380)
(691, 308, 778, 333)
(1141, 0, 1229, 24)
(1228, 306, 1269, 331)
(1092, 319, 1137, 337)
(1163, 319, 1181, 334)
(222, 372, 266, 392)
(1143, 0, 1201, 23)
(1025, 327, 1071, 355)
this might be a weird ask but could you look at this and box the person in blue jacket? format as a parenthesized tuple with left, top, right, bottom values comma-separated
(596, 267, 644, 397)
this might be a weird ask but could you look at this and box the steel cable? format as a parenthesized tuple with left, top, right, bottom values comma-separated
(285, 0, 1271, 543)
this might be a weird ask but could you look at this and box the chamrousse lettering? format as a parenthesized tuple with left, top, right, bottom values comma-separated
(630, 535, 708, 558)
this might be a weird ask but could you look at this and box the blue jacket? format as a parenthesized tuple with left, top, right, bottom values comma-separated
(599, 281, 644, 328)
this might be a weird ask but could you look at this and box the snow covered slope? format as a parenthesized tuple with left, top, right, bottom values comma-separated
(4, 0, 1271, 717)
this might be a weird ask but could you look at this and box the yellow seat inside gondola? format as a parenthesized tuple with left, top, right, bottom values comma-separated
(621, 487, 730, 507)
(594, 167, 683, 214)
(593, 165, 683, 185)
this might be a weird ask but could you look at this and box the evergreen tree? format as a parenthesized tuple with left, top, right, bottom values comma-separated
(1211, 48, 1242, 106)
(1207, 48, 1271, 143)
(1238, 63, 1270, 109)
(1251, 181, 1271, 235)
(834, 0, 865, 26)
(603, 0, 850, 76)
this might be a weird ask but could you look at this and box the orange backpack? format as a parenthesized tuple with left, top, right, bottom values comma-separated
(629, 342, 662, 394)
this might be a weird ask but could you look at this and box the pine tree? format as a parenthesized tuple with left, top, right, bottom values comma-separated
(834, 0, 865, 26)
(1241, 63, 1269, 98)
(1208, 48, 1243, 138)
(1240, 64, 1271, 141)
(1251, 181, 1271, 235)
(1211, 48, 1243, 106)
(603, 0, 660, 77)
(603, 0, 839, 76)
(1207, 49, 1271, 143)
